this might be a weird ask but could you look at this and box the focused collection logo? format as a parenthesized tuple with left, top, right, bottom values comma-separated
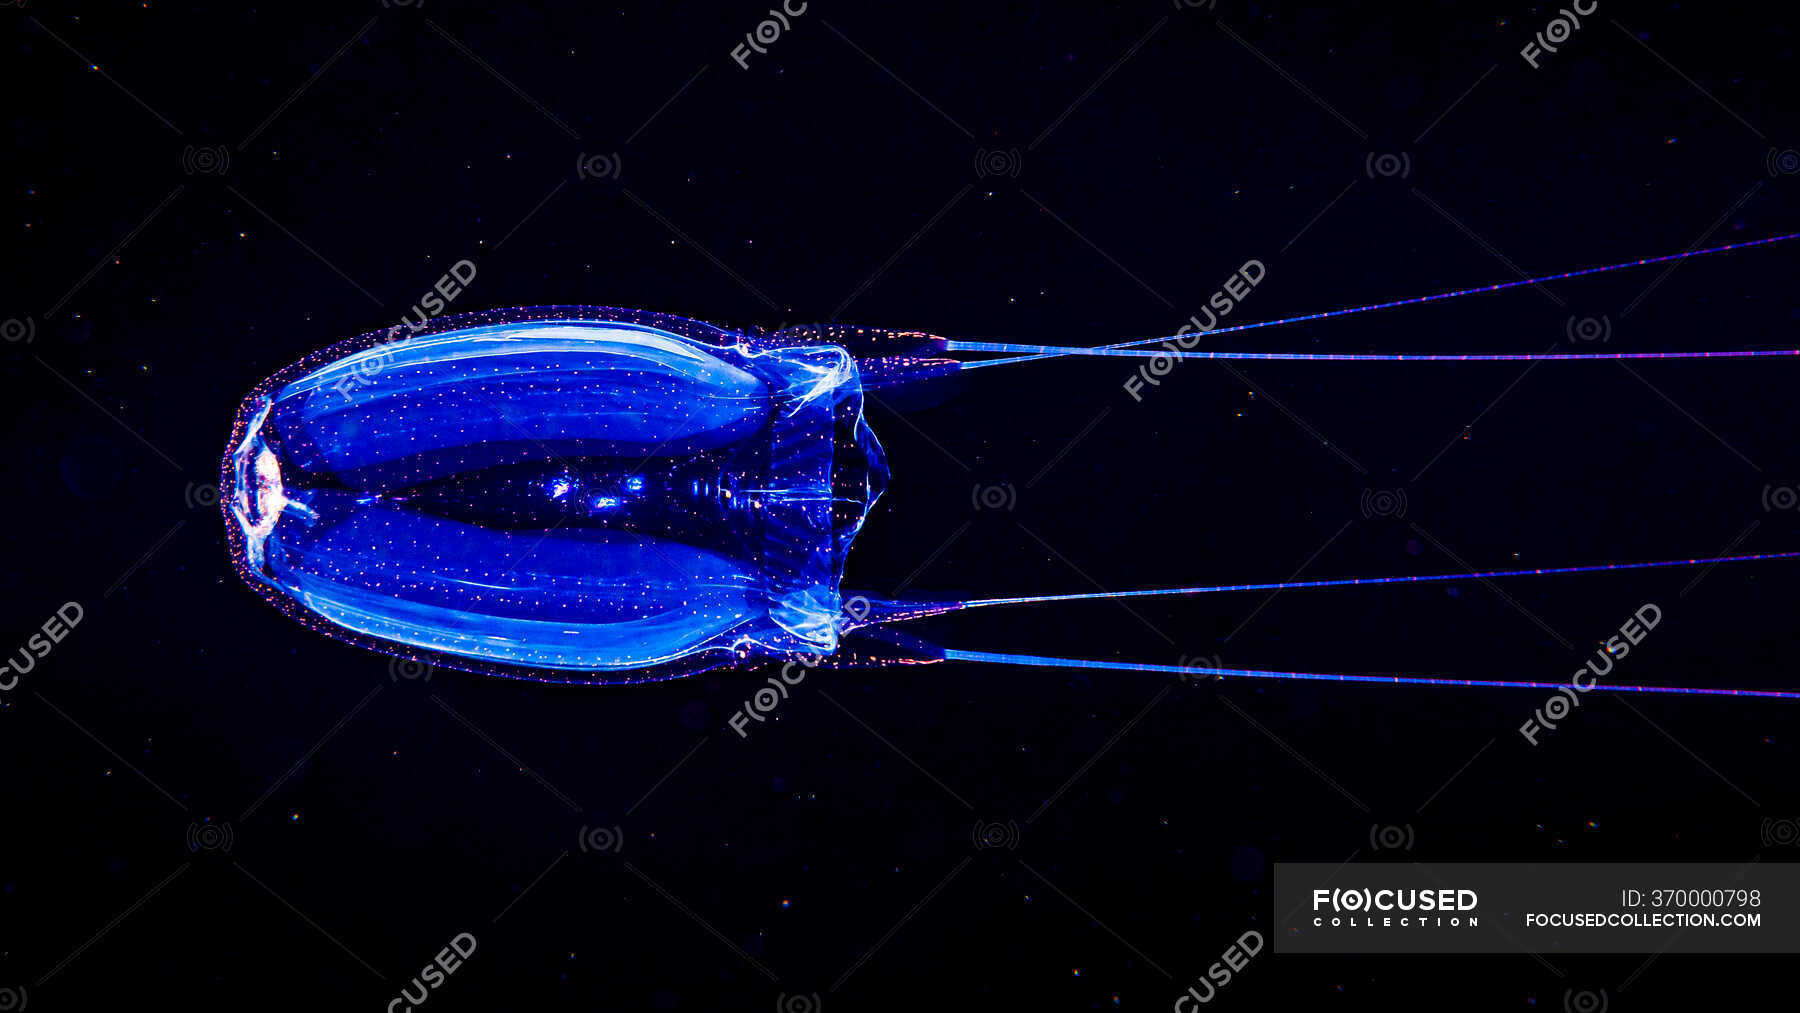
(1310, 887, 1481, 928)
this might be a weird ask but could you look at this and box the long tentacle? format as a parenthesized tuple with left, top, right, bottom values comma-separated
(951, 549, 1800, 609)
(948, 341, 1800, 364)
(852, 549, 1800, 622)
(954, 231, 1800, 370)
(942, 648, 1800, 698)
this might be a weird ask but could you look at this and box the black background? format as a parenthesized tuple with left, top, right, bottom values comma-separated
(7, 2, 1800, 1009)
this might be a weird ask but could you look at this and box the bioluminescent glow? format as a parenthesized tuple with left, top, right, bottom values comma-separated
(223, 232, 1800, 694)
(224, 307, 890, 684)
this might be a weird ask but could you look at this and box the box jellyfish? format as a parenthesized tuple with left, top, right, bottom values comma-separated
(224, 234, 1800, 696)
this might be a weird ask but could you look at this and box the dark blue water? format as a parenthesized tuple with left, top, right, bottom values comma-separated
(8, 3, 1800, 1008)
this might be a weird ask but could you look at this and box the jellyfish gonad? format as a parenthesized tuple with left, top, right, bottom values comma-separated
(223, 233, 1800, 696)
